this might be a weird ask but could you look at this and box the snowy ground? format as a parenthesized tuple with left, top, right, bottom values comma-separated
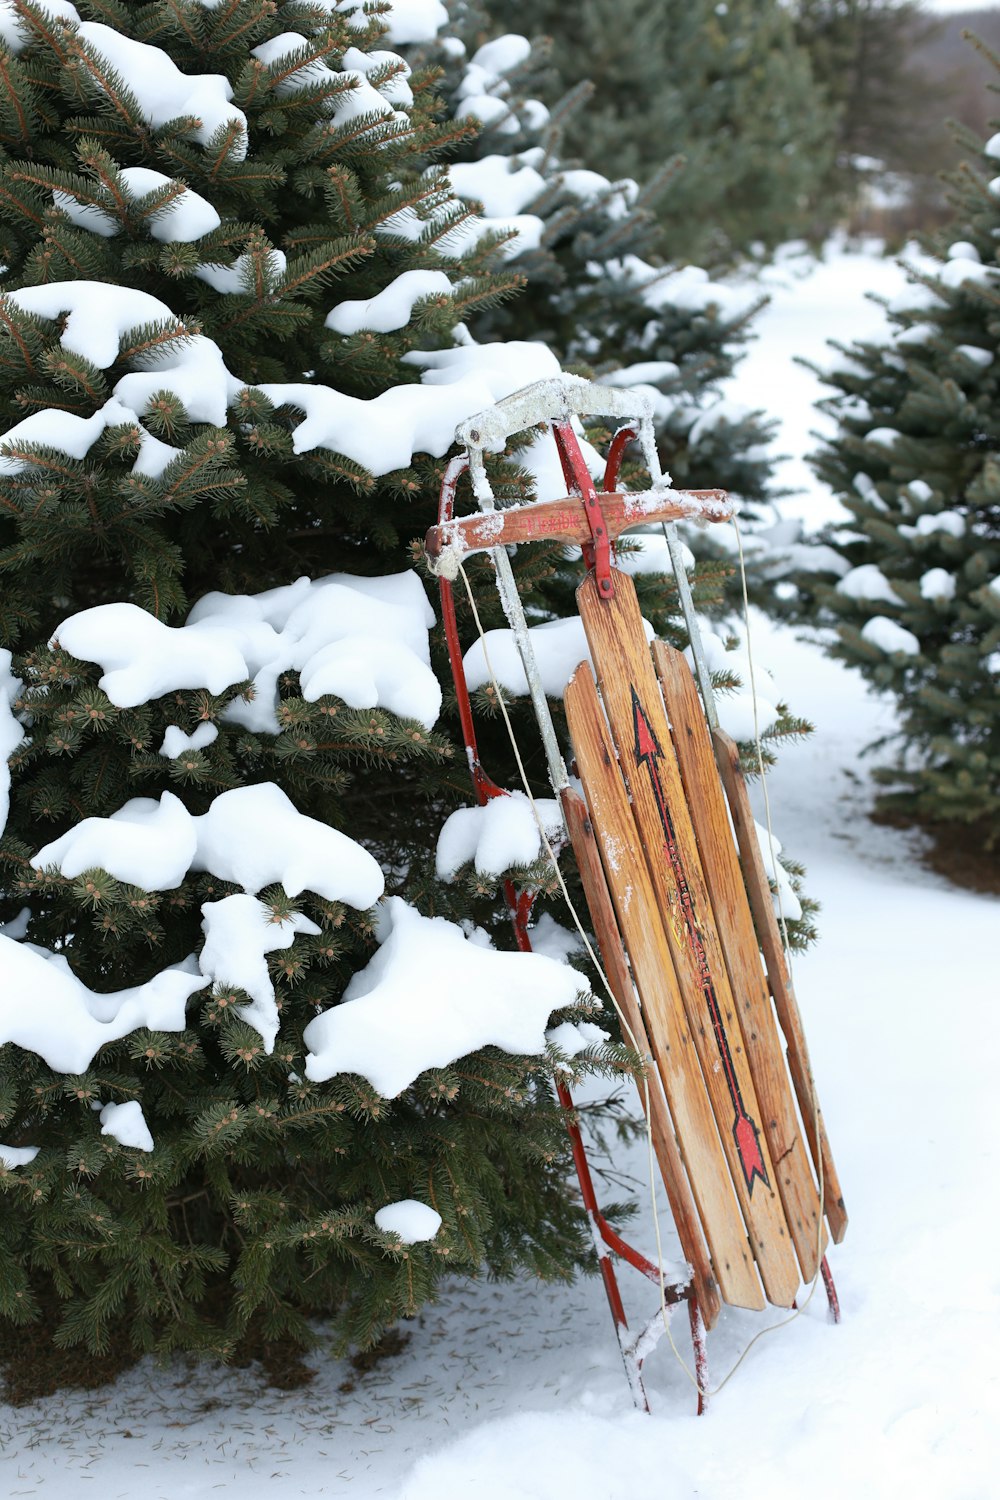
(2, 244, 998, 1497)
(728, 237, 918, 526)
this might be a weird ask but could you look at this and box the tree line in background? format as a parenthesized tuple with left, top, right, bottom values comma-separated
(456, 0, 1000, 261)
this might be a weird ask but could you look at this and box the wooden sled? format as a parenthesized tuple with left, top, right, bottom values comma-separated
(426, 380, 845, 1411)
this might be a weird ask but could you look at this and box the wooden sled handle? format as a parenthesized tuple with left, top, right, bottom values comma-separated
(425, 488, 733, 574)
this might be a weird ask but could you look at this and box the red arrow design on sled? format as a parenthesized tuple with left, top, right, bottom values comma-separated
(631, 687, 769, 1196)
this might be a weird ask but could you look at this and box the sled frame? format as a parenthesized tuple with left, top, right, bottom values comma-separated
(436, 451, 708, 1414)
(428, 381, 843, 1411)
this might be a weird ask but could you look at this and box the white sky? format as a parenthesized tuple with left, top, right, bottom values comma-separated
(929, 1, 998, 12)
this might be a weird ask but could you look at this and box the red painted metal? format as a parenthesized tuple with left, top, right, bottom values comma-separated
(690, 1298, 709, 1415)
(434, 450, 706, 1415)
(821, 1255, 841, 1323)
(552, 419, 614, 598)
(437, 454, 508, 806)
(602, 423, 639, 494)
(425, 486, 731, 565)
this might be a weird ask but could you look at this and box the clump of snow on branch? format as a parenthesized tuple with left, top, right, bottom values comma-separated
(262, 339, 561, 473)
(326, 270, 453, 335)
(609, 256, 759, 325)
(719, 518, 849, 581)
(446, 154, 545, 260)
(861, 617, 921, 657)
(77, 20, 247, 158)
(250, 33, 406, 131)
(614, 530, 695, 578)
(0, 650, 24, 840)
(32, 783, 385, 909)
(545, 1019, 610, 1061)
(54, 166, 220, 242)
(195, 247, 287, 296)
(55, 603, 248, 709)
(528, 913, 584, 965)
(0, 1143, 39, 1169)
(330, 0, 448, 46)
(374, 1199, 442, 1243)
(0, 272, 575, 482)
(899, 511, 965, 541)
(56, 569, 440, 731)
(159, 723, 219, 759)
(836, 564, 903, 605)
(454, 34, 548, 136)
(449, 157, 545, 218)
(920, 569, 956, 602)
(0, 936, 205, 1074)
(199, 895, 320, 1053)
(753, 822, 803, 923)
(99, 1100, 154, 1152)
(5, 282, 187, 371)
(436, 792, 563, 880)
(32, 790, 197, 890)
(686, 626, 782, 743)
(303, 899, 590, 1097)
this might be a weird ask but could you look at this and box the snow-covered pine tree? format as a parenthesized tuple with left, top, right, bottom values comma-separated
(459, 0, 835, 266)
(802, 74, 1000, 852)
(432, 29, 779, 516)
(0, 0, 613, 1376)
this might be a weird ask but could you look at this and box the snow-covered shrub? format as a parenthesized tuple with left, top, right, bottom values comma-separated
(800, 79, 1000, 849)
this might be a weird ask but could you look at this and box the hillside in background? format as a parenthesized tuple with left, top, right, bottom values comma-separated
(917, 5, 1000, 143)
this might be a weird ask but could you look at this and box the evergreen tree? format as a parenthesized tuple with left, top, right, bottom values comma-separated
(792, 0, 952, 230)
(0, 0, 613, 1373)
(801, 66, 1000, 849)
(430, 27, 778, 511)
(458, 0, 836, 265)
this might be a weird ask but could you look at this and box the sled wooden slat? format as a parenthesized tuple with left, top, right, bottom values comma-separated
(561, 788, 722, 1327)
(712, 729, 848, 1244)
(577, 570, 801, 1309)
(565, 668, 764, 1311)
(425, 489, 731, 566)
(653, 641, 827, 1279)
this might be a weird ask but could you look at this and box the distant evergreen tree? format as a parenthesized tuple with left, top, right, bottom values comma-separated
(792, 0, 952, 229)
(461, 0, 836, 265)
(802, 68, 1000, 849)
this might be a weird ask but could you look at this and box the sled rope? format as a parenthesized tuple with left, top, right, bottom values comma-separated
(456, 513, 827, 1401)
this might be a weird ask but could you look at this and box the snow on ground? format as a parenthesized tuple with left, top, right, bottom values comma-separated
(2, 244, 998, 1496)
(728, 239, 914, 527)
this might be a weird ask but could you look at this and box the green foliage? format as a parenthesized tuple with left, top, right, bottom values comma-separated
(458, 0, 836, 265)
(0, 0, 620, 1368)
(800, 47, 1000, 847)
